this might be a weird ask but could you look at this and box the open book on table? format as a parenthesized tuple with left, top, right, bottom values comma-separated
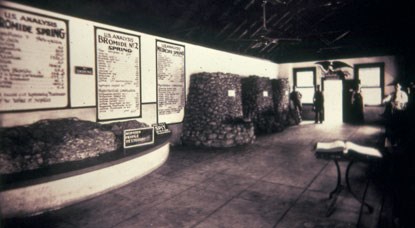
(315, 140, 383, 159)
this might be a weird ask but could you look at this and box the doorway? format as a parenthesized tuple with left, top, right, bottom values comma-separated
(323, 80, 343, 124)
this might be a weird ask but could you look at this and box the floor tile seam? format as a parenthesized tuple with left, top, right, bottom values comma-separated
(252, 178, 308, 192)
(111, 180, 189, 202)
(188, 184, 253, 198)
(214, 169, 259, 181)
(162, 174, 219, 189)
(156, 160, 224, 179)
(189, 168, 278, 228)
(221, 156, 259, 164)
(168, 162, 224, 176)
(195, 166, 279, 197)
(227, 167, 298, 204)
(187, 194, 251, 228)
(111, 190, 138, 201)
(157, 151, 262, 186)
(187, 150, 227, 162)
(109, 177, 198, 227)
(188, 172, 257, 195)
(166, 149, 225, 167)
(257, 140, 308, 153)
(256, 159, 330, 189)
(295, 188, 329, 195)
(155, 173, 218, 188)
(162, 159, 212, 170)
(146, 172, 184, 182)
(155, 163, 193, 177)
(109, 184, 195, 228)
(187, 185, 247, 198)
(217, 160, 283, 183)
(185, 149, 256, 169)
(272, 160, 331, 228)
(196, 170, 250, 187)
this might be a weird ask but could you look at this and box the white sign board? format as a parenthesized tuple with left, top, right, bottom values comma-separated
(156, 40, 185, 124)
(0, 7, 69, 111)
(123, 127, 154, 148)
(95, 27, 141, 121)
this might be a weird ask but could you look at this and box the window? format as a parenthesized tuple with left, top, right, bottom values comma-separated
(293, 67, 316, 104)
(354, 63, 384, 105)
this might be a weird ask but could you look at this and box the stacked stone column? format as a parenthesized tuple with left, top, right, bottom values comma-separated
(271, 78, 290, 131)
(181, 72, 255, 147)
(241, 76, 278, 134)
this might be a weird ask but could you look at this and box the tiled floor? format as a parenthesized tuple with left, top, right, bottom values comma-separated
(2, 121, 386, 228)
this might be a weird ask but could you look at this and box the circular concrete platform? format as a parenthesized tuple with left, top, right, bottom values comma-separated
(0, 135, 170, 218)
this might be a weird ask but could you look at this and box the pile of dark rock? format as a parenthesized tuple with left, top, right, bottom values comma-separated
(0, 118, 148, 174)
(242, 76, 278, 134)
(181, 72, 255, 147)
(181, 73, 292, 148)
(271, 78, 290, 131)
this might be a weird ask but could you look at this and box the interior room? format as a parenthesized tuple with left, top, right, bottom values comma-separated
(1, 0, 414, 227)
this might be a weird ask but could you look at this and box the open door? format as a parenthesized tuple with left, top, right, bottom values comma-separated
(322, 79, 343, 124)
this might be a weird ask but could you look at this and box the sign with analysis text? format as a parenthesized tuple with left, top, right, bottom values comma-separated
(156, 40, 185, 124)
(95, 27, 141, 121)
(123, 127, 154, 148)
(0, 7, 69, 111)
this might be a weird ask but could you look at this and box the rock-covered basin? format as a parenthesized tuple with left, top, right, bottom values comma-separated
(0, 118, 170, 218)
(0, 118, 147, 174)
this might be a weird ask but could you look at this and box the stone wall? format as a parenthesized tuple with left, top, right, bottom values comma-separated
(271, 78, 290, 131)
(242, 76, 278, 133)
(181, 72, 255, 147)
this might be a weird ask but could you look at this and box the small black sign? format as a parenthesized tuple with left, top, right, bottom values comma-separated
(323, 72, 340, 80)
(152, 122, 171, 135)
(123, 127, 154, 148)
(75, 66, 93, 75)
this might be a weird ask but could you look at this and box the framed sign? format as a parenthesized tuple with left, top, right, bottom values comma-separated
(74, 66, 93, 75)
(156, 40, 185, 124)
(95, 27, 141, 121)
(151, 122, 171, 135)
(0, 6, 69, 112)
(123, 127, 154, 148)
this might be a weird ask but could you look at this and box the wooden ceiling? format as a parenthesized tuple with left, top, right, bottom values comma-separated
(12, 0, 415, 63)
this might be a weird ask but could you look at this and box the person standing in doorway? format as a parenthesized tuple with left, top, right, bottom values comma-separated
(351, 82, 365, 124)
(313, 85, 324, 124)
(289, 86, 303, 125)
